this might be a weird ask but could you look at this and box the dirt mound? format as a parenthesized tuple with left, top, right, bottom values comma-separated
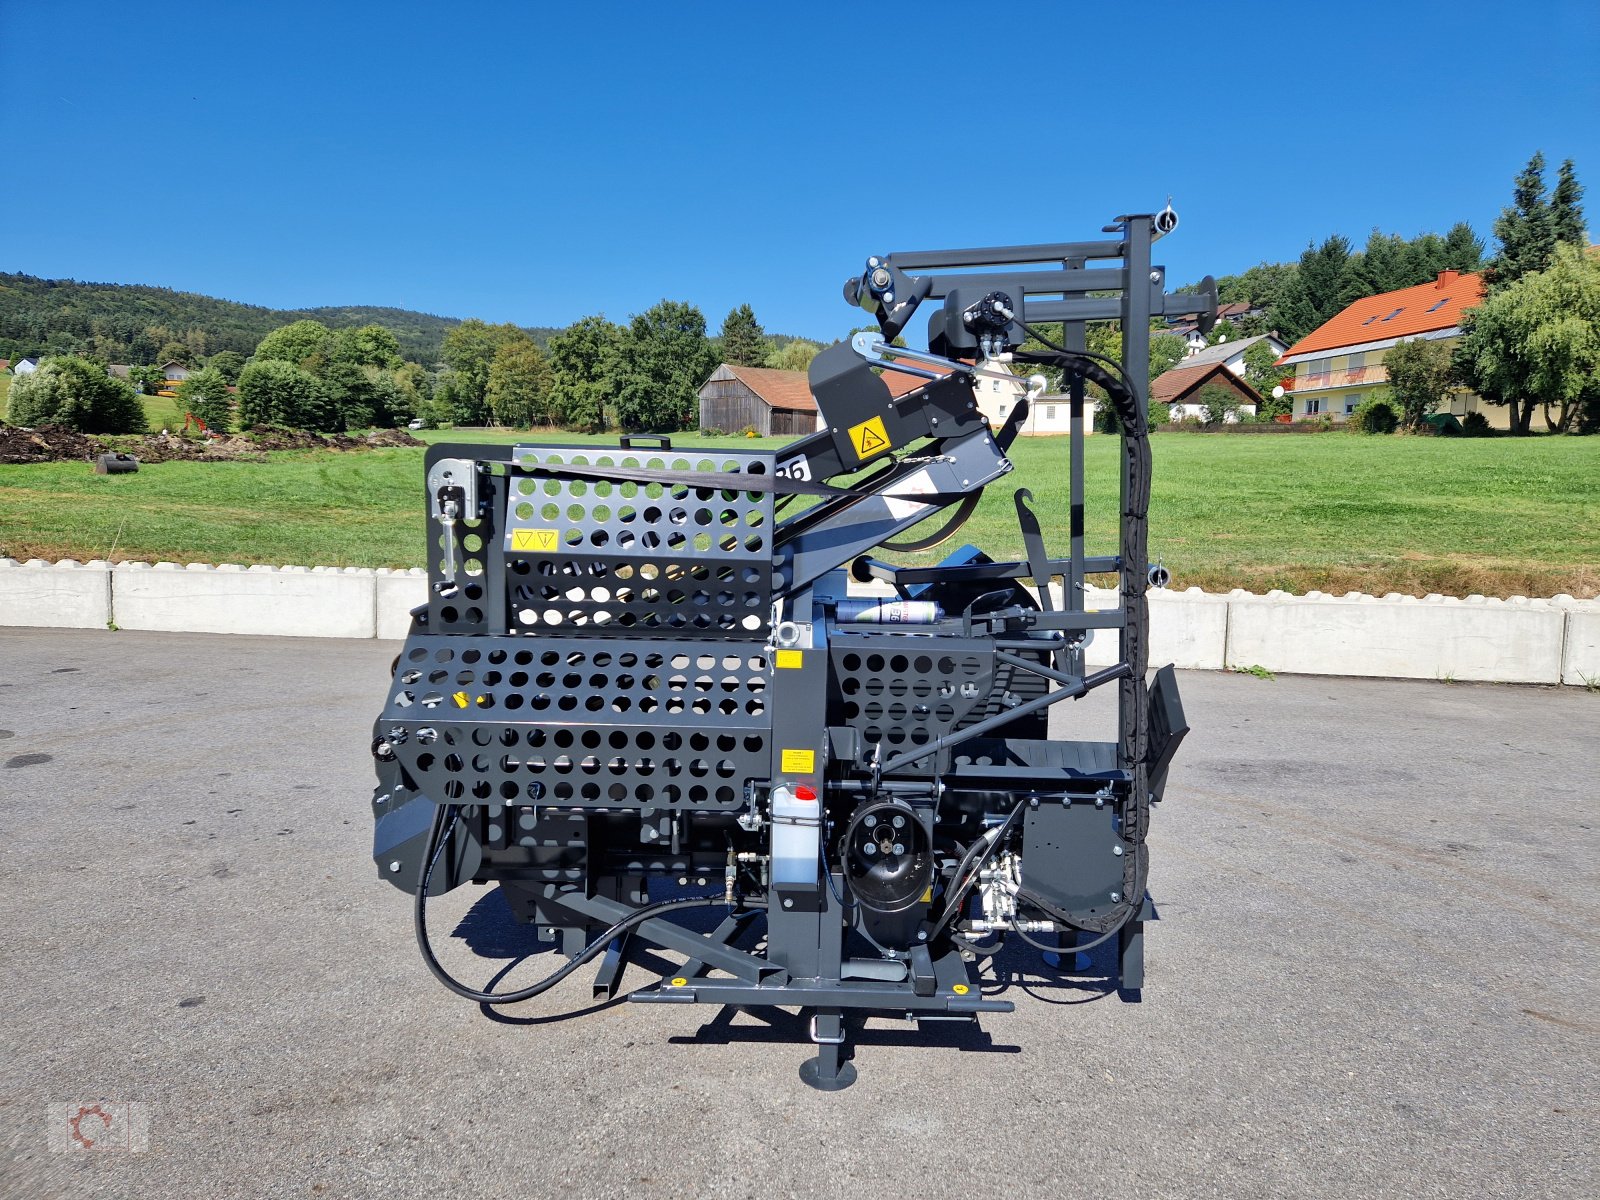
(237, 425, 330, 451)
(362, 428, 424, 448)
(115, 433, 250, 463)
(0, 422, 424, 465)
(0, 425, 107, 464)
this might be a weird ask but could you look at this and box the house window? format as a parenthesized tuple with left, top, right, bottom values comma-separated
(1044, 405, 1056, 420)
(1345, 392, 1362, 415)
(1305, 398, 1322, 415)
(1347, 352, 1365, 371)
(997, 403, 1007, 416)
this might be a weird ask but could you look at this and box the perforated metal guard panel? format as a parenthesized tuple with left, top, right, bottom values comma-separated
(830, 634, 994, 768)
(502, 445, 777, 639)
(383, 635, 770, 810)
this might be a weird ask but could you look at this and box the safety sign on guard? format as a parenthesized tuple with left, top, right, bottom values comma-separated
(511, 528, 559, 552)
(846, 416, 889, 460)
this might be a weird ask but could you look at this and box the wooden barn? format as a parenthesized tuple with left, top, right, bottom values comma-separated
(698, 361, 947, 437)
(697, 364, 824, 437)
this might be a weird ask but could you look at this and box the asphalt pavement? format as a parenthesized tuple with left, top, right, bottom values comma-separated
(1, 627, 1595, 1199)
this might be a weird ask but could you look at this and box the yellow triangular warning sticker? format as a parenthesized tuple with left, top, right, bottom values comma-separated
(848, 416, 889, 460)
(511, 528, 559, 552)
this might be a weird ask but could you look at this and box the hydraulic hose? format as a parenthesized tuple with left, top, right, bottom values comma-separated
(413, 803, 763, 1005)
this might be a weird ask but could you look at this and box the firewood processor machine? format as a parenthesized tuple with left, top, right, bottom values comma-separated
(368, 208, 1217, 1089)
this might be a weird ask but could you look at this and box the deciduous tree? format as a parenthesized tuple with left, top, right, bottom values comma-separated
(1195, 382, 1239, 426)
(1242, 338, 1289, 400)
(207, 350, 247, 384)
(486, 339, 554, 427)
(255, 319, 334, 366)
(1455, 244, 1600, 434)
(334, 323, 404, 369)
(766, 339, 821, 373)
(1383, 337, 1457, 430)
(441, 319, 528, 425)
(236, 359, 334, 430)
(546, 315, 624, 431)
(612, 300, 717, 431)
(5, 356, 146, 432)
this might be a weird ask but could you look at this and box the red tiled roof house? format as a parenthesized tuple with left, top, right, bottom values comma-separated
(1276, 270, 1499, 425)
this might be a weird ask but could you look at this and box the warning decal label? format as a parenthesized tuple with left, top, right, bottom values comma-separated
(511, 528, 560, 552)
(846, 415, 890, 461)
(780, 748, 816, 774)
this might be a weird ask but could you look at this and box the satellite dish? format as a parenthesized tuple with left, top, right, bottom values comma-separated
(1271, 385, 1286, 400)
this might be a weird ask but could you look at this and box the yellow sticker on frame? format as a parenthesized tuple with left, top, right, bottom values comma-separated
(775, 649, 803, 669)
(511, 528, 560, 552)
(846, 415, 890, 460)
(780, 748, 815, 774)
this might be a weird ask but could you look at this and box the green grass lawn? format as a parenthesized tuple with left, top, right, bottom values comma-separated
(0, 429, 1596, 597)
(140, 392, 187, 432)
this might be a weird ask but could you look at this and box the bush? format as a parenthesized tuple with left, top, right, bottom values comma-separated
(1462, 411, 1495, 437)
(1348, 395, 1398, 434)
(6, 356, 146, 433)
(1196, 383, 1240, 427)
(236, 359, 336, 431)
(700, 426, 726, 437)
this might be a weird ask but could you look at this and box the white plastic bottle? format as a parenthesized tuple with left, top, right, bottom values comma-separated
(770, 784, 821, 887)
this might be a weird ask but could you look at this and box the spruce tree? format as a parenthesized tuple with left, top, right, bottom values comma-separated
(718, 304, 769, 367)
(1488, 152, 1554, 289)
(1440, 223, 1485, 272)
(1550, 158, 1587, 248)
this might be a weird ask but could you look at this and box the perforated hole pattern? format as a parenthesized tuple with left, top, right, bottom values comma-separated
(831, 636, 995, 761)
(501, 447, 777, 639)
(386, 636, 768, 809)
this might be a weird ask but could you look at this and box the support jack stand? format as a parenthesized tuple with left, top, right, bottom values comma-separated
(798, 1010, 857, 1091)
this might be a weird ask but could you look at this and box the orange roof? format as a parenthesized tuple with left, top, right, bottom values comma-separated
(1280, 271, 1484, 361)
(719, 365, 817, 412)
(720, 358, 949, 412)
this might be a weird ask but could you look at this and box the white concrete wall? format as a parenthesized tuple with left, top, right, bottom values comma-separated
(375, 568, 429, 640)
(1558, 598, 1600, 688)
(110, 562, 376, 639)
(0, 559, 111, 629)
(1, 558, 1597, 686)
(1225, 590, 1569, 684)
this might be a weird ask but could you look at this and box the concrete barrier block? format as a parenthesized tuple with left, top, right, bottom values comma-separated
(376, 568, 429, 640)
(0, 558, 112, 629)
(1557, 600, 1600, 687)
(1149, 588, 1229, 670)
(112, 562, 377, 638)
(1059, 585, 1227, 671)
(1226, 591, 1566, 684)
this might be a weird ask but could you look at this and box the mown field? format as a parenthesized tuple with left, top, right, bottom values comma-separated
(1, 429, 1596, 598)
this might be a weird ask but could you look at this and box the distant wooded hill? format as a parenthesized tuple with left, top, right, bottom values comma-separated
(0, 272, 559, 365)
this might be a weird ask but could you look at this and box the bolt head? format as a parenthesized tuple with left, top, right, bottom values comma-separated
(1149, 270, 1161, 284)
(389, 861, 401, 872)
(782, 898, 794, 909)
(1110, 892, 1121, 903)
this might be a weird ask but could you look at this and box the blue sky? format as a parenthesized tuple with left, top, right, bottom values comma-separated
(3, 1, 1596, 342)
